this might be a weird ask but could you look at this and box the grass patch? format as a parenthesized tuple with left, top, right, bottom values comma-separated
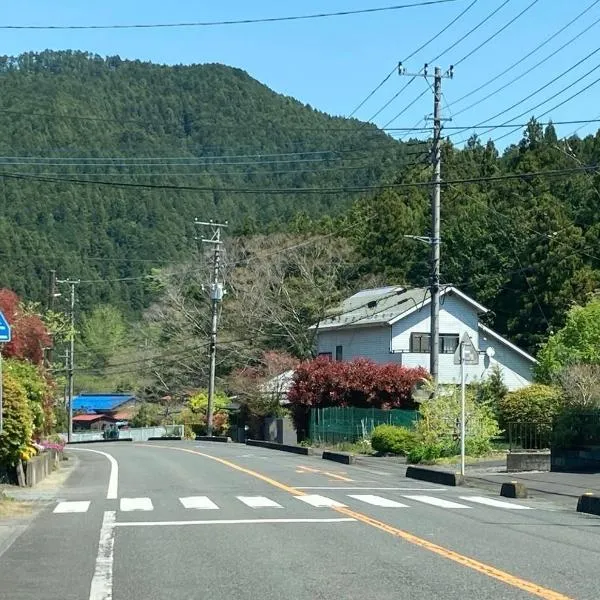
(0, 493, 34, 519)
(427, 451, 507, 466)
(302, 439, 375, 455)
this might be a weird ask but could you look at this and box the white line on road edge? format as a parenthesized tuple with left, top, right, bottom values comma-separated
(115, 518, 357, 527)
(69, 448, 119, 499)
(296, 487, 447, 491)
(88, 510, 116, 600)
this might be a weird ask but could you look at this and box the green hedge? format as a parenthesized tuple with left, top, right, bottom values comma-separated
(371, 425, 417, 456)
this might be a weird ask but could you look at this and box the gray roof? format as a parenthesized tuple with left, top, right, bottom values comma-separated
(317, 286, 488, 330)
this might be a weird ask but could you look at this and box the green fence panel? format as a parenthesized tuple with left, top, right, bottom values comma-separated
(309, 407, 419, 444)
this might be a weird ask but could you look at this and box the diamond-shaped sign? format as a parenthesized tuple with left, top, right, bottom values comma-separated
(454, 332, 479, 365)
(0, 311, 10, 343)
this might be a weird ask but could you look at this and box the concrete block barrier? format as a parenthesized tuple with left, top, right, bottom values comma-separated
(195, 436, 232, 443)
(406, 465, 465, 486)
(577, 493, 600, 516)
(322, 451, 356, 465)
(147, 436, 183, 441)
(246, 439, 312, 455)
(500, 481, 528, 499)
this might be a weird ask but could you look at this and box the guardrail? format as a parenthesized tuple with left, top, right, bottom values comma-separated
(65, 425, 184, 443)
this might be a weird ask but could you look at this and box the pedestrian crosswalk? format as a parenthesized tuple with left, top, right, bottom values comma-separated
(53, 493, 533, 515)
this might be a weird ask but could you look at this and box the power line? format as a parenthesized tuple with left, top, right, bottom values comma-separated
(3, 164, 599, 195)
(448, 1, 600, 113)
(347, 0, 480, 119)
(452, 49, 600, 142)
(491, 72, 600, 144)
(452, 0, 540, 68)
(0, 1, 460, 30)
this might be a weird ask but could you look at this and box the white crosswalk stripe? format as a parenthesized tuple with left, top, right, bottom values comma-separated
(120, 497, 154, 512)
(180, 496, 219, 510)
(459, 496, 532, 510)
(53, 501, 90, 514)
(296, 494, 347, 508)
(348, 494, 409, 508)
(403, 495, 471, 509)
(237, 496, 283, 508)
(50, 493, 537, 515)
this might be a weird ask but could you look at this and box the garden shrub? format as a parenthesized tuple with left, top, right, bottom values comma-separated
(0, 371, 34, 467)
(498, 384, 563, 429)
(371, 425, 418, 455)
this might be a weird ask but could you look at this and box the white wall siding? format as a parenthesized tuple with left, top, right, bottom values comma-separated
(316, 290, 534, 390)
(390, 293, 479, 352)
(317, 326, 401, 364)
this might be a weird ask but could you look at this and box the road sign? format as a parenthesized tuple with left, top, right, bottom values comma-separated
(0, 311, 11, 343)
(454, 332, 479, 365)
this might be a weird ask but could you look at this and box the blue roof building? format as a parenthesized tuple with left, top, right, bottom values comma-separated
(72, 393, 136, 414)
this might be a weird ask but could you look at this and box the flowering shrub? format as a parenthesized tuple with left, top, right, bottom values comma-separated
(288, 357, 428, 434)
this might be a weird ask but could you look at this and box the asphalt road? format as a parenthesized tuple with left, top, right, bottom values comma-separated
(1, 441, 600, 600)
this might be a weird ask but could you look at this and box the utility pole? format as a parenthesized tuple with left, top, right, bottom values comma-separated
(46, 270, 57, 365)
(399, 63, 453, 385)
(56, 278, 79, 443)
(194, 219, 227, 436)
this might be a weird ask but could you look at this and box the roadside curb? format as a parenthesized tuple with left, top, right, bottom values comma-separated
(195, 436, 232, 443)
(322, 451, 355, 465)
(147, 436, 183, 441)
(500, 481, 528, 498)
(406, 465, 465, 486)
(246, 440, 315, 455)
(577, 493, 600, 516)
(66, 439, 133, 445)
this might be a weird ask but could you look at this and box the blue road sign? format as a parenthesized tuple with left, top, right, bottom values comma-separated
(0, 311, 11, 343)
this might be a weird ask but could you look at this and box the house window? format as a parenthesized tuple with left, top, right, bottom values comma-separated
(335, 345, 343, 361)
(440, 334, 459, 354)
(318, 352, 333, 361)
(410, 333, 459, 354)
(410, 332, 430, 353)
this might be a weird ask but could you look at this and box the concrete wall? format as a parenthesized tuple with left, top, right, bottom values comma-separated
(263, 417, 297, 445)
(507, 451, 550, 472)
(24, 450, 62, 487)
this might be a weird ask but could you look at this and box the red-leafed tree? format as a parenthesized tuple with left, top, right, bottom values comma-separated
(0, 289, 51, 365)
(287, 357, 429, 435)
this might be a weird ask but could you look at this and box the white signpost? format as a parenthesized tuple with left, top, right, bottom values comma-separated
(0, 310, 12, 435)
(454, 332, 479, 476)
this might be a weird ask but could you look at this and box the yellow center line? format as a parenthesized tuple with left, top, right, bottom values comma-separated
(323, 471, 354, 482)
(136, 444, 573, 600)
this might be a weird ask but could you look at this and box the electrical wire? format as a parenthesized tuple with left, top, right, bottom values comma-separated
(0, 1, 461, 30)
(448, 0, 600, 112)
(452, 49, 600, 143)
(452, 0, 540, 68)
(4, 164, 598, 195)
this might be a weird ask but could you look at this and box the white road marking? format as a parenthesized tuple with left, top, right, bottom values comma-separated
(237, 496, 283, 508)
(69, 448, 119, 499)
(115, 518, 356, 527)
(297, 487, 447, 491)
(88, 510, 116, 600)
(403, 495, 471, 509)
(296, 494, 347, 508)
(120, 497, 153, 512)
(459, 496, 533, 510)
(348, 494, 409, 508)
(53, 501, 91, 514)
(179, 496, 219, 510)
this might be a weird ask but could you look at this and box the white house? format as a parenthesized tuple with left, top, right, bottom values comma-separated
(314, 286, 536, 390)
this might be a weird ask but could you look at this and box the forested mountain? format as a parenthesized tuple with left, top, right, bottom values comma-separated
(0, 50, 405, 312)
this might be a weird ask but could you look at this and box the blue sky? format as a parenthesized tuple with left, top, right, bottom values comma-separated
(2, 1, 599, 148)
